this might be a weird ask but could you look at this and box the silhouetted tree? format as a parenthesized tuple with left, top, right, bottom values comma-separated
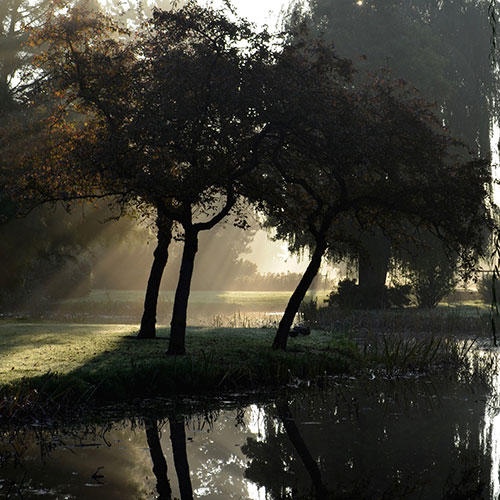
(20, 4, 275, 351)
(293, 0, 498, 301)
(138, 214, 173, 338)
(252, 29, 492, 349)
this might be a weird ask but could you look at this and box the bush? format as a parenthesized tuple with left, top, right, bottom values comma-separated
(386, 283, 412, 308)
(326, 279, 361, 308)
(326, 279, 411, 310)
(397, 237, 458, 308)
(407, 263, 457, 308)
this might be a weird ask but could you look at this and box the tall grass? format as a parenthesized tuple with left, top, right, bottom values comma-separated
(360, 331, 483, 376)
(300, 301, 490, 337)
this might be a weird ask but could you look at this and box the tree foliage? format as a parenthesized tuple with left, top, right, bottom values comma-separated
(250, 25, 493, 348)
(15, 3, 277, 351)
(271, 0, 497, 316)
(304, 0, 497, 152)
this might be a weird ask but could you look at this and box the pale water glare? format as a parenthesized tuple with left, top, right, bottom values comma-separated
(482, 361, 500, 499)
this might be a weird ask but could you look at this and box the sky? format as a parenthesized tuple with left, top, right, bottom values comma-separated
(205, 0, 288, 28)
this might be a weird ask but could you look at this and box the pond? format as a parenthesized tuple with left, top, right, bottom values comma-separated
(2, 348, 500, 500)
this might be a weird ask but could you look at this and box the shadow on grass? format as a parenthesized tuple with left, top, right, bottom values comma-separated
(0, 327, 361, 410)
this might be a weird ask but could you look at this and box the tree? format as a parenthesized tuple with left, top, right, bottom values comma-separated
(21, 4, 275, 352)
(293, 0, 499, 301)
(0, 0, 54, 110)
(304, 0, 497, 149)
(139, 214, 173, 338)
(0, 1, 120, 309)
(252, 30, 492, 349)
(396, 234, 459, 309)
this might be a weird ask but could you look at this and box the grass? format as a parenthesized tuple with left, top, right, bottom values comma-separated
(359, 331, 486, 376)
(0, 306, 493, 420)
(0, 322, 359, 412)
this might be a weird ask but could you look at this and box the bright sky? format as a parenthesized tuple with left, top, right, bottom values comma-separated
(205, 0, 288, 29)
(232, 0, 287, 28)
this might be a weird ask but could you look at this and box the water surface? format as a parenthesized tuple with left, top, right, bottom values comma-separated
(3, 363, 500, 499)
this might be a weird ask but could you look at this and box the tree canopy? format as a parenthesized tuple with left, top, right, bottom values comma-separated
(249, 27, 493, 348)
(3, 1, 494, 355)
(13, 3, 278, 352)
(272, 0, 498, 311)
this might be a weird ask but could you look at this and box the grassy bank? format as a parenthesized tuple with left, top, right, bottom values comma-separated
(0, 314, 492, 423)
(0, 322, 358, 408)
(301, 302, 490, 336)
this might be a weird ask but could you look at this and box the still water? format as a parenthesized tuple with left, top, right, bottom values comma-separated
(2, 361, 500, 499)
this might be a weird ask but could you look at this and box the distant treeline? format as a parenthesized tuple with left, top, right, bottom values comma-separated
(92, 249, 334, 292)
(0, 215, 334, 310)
(174, 271, 333, 292)
(221, 271, 333, 292)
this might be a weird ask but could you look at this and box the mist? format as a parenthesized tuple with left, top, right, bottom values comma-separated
(2, 3, 500, 499)
(0, 0, 495, 320)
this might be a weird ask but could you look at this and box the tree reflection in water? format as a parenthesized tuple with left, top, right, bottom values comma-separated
(145, 418, 172, 499)
(1, 373, 498, 499)
(144, 416, 194, 500)
(169, 417, 194, 500)
(276, 400, 328, 499)
(242, 383, 491, 500)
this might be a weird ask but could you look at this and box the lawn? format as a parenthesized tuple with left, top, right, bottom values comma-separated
(0, 297, 492, 416)
(0, 321, 358, 405)
(61, 289, 329, 307)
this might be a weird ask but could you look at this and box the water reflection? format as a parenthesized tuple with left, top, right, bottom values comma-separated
(169, 418, 194, 500)
(482, 354, 500, 499)
(277, 400, 328, 499)
(144, 419, 172, 499)
(1, 373, 499, 499)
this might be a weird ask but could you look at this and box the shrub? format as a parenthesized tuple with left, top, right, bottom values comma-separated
(326, 279, 411, 310)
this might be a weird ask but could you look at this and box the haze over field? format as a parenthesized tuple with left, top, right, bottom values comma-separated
(3, 3, 500, 499)
(0, 0, 495, 320)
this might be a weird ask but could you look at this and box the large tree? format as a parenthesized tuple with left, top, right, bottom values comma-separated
(20, 4, 275, 352)
(0, 0, 114, 307)
(251, 30, 492, 349)
(284, 0, 498, 301)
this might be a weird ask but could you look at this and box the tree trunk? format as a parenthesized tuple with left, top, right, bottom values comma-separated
(358, 232, 391, 309)
(145, 418, 172, 500)
(273, 238, 327, 351)
(277, 401, 329, 500)
(168, 227, 198, 355)
(170, 418, 194, 500)
(138, 217, 172, 339)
